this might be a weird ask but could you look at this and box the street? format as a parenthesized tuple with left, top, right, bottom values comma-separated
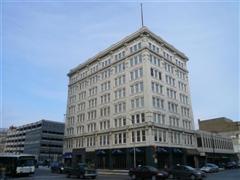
(8, 167, 240, 180)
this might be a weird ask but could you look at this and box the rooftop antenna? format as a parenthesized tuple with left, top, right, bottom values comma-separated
(140, 3, 144, 27)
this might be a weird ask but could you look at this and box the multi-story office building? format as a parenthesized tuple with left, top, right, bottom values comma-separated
(0, 128, 8, 153)
(196, 130, 235, 167)
(64, 27, 197, 169)
(4, 120, 64, 162)
(198, 117, 240, 160)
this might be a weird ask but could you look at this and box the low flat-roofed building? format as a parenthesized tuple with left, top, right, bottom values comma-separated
(4, 120, 64, 162)
(196, 130, 236, 167)
(198, 117, 240, 160)
(0, 128, 8, 153)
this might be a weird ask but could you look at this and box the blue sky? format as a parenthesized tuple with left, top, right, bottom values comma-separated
(1, 1, 239, 128)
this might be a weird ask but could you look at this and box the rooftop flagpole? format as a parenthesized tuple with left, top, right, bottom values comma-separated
(141, 3, 144, 27)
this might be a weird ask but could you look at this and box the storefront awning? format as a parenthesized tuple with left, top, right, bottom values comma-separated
(112, 149, 124, 156)
(96, 150, 106, 156)
(172, 148, 183, 154)
(157, 147, 169, 154)
(129, 147, 144, 154)
(63, 152, 72, 159)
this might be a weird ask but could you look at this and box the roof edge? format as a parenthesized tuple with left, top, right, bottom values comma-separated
(68, 26, 189, 76)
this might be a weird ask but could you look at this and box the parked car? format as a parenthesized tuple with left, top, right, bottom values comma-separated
(50, 162, 64, 173)
(129, 165, 168, 180)
(218, 162, 226, 169)
(64, 163, 97, 179)
(225, 161, 238, 169)
(200, 163, 219, 173)
(169, 165, 206, 180)
(36, 161, 44, 167)
(44, 160, 50, 167)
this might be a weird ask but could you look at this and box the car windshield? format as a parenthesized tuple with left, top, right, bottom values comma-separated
(185, 166, 195, 171)
(206, 163, 217, 167)
(146, 166, 158, 172)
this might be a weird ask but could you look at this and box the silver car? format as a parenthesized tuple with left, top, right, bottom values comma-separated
(200, 163, 219, 173)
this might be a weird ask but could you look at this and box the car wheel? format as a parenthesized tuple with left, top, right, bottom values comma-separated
(152, 176, 156, 180)
(169, 174, 174, 179)
(131, 174, 136, 180)
(80, 174, 84, 179)
(190, 175, 195, 180)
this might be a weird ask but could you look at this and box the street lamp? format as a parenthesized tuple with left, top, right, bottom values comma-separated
(133, 136, 136, 168)
(125, 116, 137, 168)
(126, 111, 151, 168)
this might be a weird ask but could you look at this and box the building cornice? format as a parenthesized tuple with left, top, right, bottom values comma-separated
(68, 26, 189, 77)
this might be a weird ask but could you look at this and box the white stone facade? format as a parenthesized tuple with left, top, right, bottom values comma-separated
(64, 27, 196, 154)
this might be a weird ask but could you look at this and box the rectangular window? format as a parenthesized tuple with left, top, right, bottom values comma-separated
(137, 131, 141, 142)
(119, 134, 122, 144)
(132, 115, 135, 124)
(141, 113, 145, 122)
(123, 133, 126, 143)
(132, 131, 135, 142)
(154, 130, 157, 141)
(123, 118, 126, 126)
(142, 130, 146, 141)
(130, 67, 143, 81)
(151, 68, 154, 76)
(136, 114, 140, 123)
(115, 134, 118, 144)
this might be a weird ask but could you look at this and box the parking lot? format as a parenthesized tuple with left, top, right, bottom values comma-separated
(8, 166, 240, 180)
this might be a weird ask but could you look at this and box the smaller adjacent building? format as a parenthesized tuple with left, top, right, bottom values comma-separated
(196, 130, 236, 167)
(4, 120, 64, 162)
(0, 128, 8, 153)
(198, 117, 240, 160)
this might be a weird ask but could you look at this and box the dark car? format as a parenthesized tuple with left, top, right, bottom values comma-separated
(50, 162, 64, 173)
(129, 165, 168, 180)
(225, 161, 238, 169)
(169, 165, 206, 180)
(64, 163, 97, 179)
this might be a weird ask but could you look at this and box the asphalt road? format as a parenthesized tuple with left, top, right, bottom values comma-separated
(8, 167, 240, 180)
(206, 169, 240, 180)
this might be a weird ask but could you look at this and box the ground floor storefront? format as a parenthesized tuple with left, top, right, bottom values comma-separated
(63, 146, 201, 169)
